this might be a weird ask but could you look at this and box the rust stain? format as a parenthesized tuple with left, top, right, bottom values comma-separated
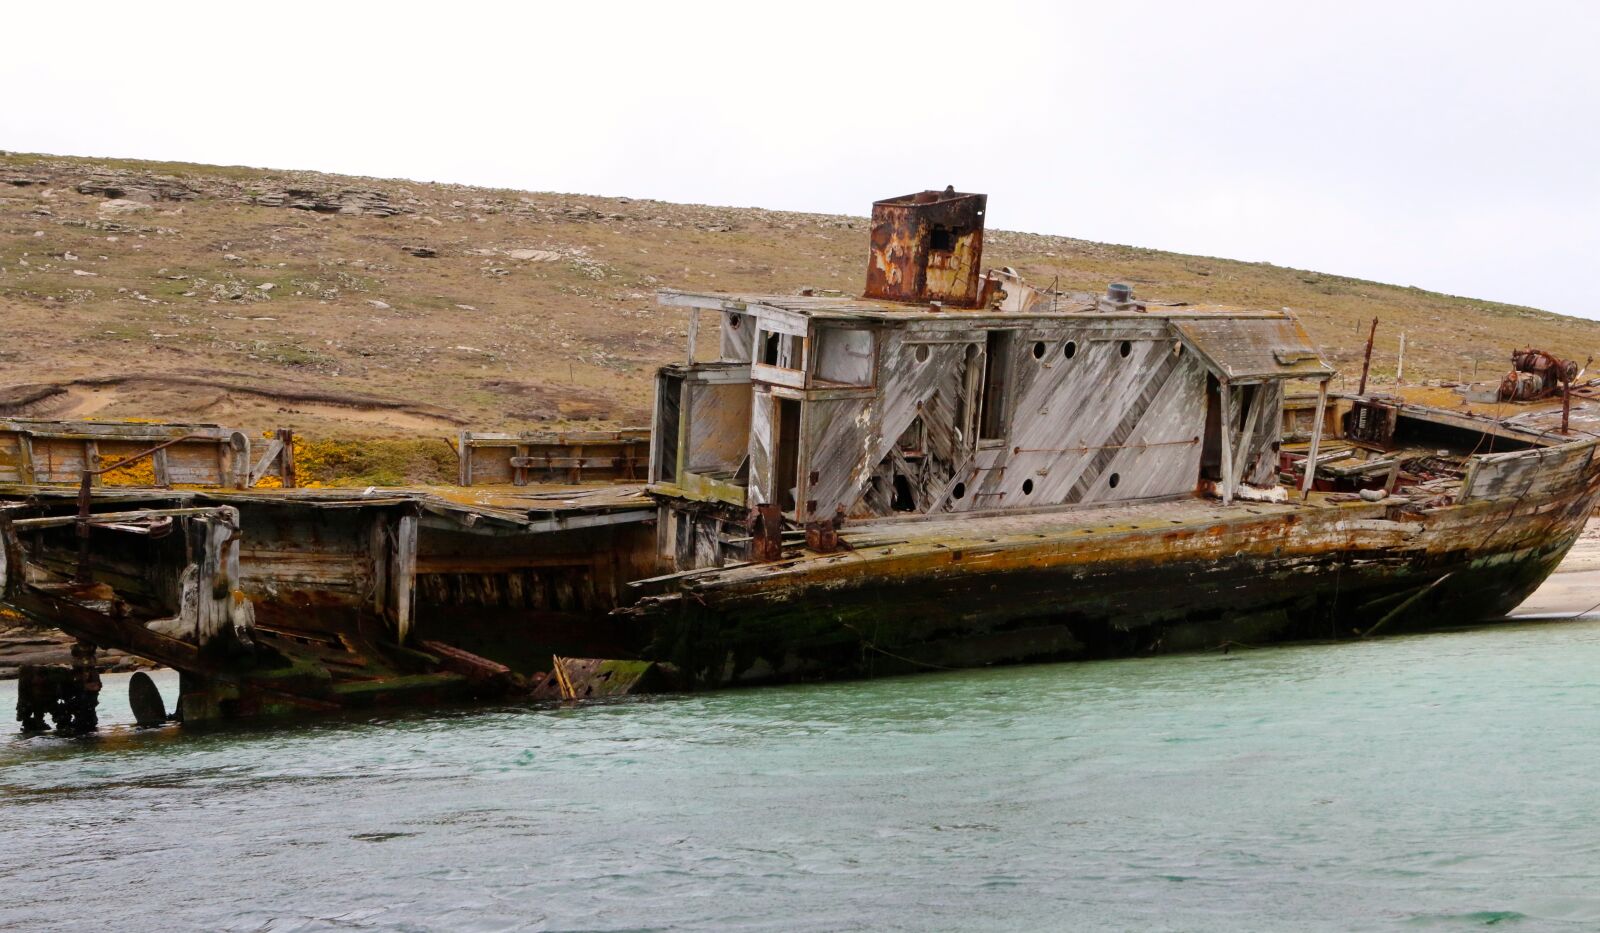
(864, 189, 988, 308)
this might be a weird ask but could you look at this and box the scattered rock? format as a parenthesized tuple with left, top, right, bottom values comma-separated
(505, 248, 559, 262)
(403, 245, 437, 258)
(366, 299, 391, 310)
(98, 198, 152, 215)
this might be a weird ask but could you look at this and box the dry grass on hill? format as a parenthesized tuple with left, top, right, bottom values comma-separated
(4, 151, 1598, 449)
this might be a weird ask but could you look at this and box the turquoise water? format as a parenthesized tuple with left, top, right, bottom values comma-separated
(3, 619, 1600, 931)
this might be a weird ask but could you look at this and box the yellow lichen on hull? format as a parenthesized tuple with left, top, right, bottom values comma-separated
(97, 453, 157, 486)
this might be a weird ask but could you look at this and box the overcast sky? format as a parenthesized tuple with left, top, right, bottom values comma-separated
(6, 1, 1597, 318)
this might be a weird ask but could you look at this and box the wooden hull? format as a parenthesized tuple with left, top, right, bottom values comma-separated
(626, 441, 1600, 685)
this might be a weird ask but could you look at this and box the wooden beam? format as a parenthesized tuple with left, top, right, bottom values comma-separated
(1230, 385, 1264, 492)
(1301, 378, 1329, 498)
(151, 447, 171, 486)
(16, 434, 35, 485)
(1219, 381, 1235, 505)
(11, 507, 224, 530)
(277, 428, 296, 488)
(393, 513, 417, 644)
(456, 431, 472, 486)
(248, 439, 284, 487)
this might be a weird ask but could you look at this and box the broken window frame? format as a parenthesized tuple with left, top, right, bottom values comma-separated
(750, 313, 809, 390)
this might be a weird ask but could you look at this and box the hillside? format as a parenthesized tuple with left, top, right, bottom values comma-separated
(4, 151, 1599, 447)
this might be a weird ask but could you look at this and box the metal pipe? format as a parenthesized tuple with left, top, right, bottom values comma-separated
(1012, 438, 1199, 454)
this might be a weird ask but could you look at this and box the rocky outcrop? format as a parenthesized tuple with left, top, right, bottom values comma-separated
(250, 187, 413, 216)
(76, 172, 198, 201)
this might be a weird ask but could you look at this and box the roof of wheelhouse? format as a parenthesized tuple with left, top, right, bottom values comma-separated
(661, 288, 1336, 381)
(661, 288, 1304, 322)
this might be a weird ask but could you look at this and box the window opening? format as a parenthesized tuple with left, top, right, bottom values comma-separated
(1119, 340, 1132, 358)
(929, 224, 957, 252)
(978, 331, 1012, 441)
(774, 397, 802, 512)
(653, 374, 682, 483)
(892, 474, 916, 512)
(1063, 340, 1077, 360)
(758, 328, 800, 370)
(897, 417, 926, 456)
(1032, 341, 1046, 360)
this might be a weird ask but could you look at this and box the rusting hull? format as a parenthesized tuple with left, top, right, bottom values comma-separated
(628, 451, 1600, 685)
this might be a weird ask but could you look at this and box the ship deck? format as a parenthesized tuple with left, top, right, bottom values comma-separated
(0, 482, 655, 532)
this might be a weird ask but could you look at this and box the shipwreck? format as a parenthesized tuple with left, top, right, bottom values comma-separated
(4, 189, 1599, 730)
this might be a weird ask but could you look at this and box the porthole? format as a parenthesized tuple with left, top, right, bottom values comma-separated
(915, 344, 930, 364)
(952, 482, 967, 500)
(1022, 478, 1034, 495)
(1109, 472, 1121, 488)
(1032, 341, 1046, 360)
(1063, 340, 1077, 360)
(1119, 340, 1132, 358)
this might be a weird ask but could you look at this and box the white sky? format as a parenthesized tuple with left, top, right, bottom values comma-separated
(5, 1, 1597, 317)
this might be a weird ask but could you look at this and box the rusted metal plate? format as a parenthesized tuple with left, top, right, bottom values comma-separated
(864, 190, 988, 308)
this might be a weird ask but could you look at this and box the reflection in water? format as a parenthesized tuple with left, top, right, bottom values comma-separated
(3, 620, 1600, 930)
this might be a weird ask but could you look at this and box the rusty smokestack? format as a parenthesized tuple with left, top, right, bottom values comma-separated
(864, 188, 988, 309)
